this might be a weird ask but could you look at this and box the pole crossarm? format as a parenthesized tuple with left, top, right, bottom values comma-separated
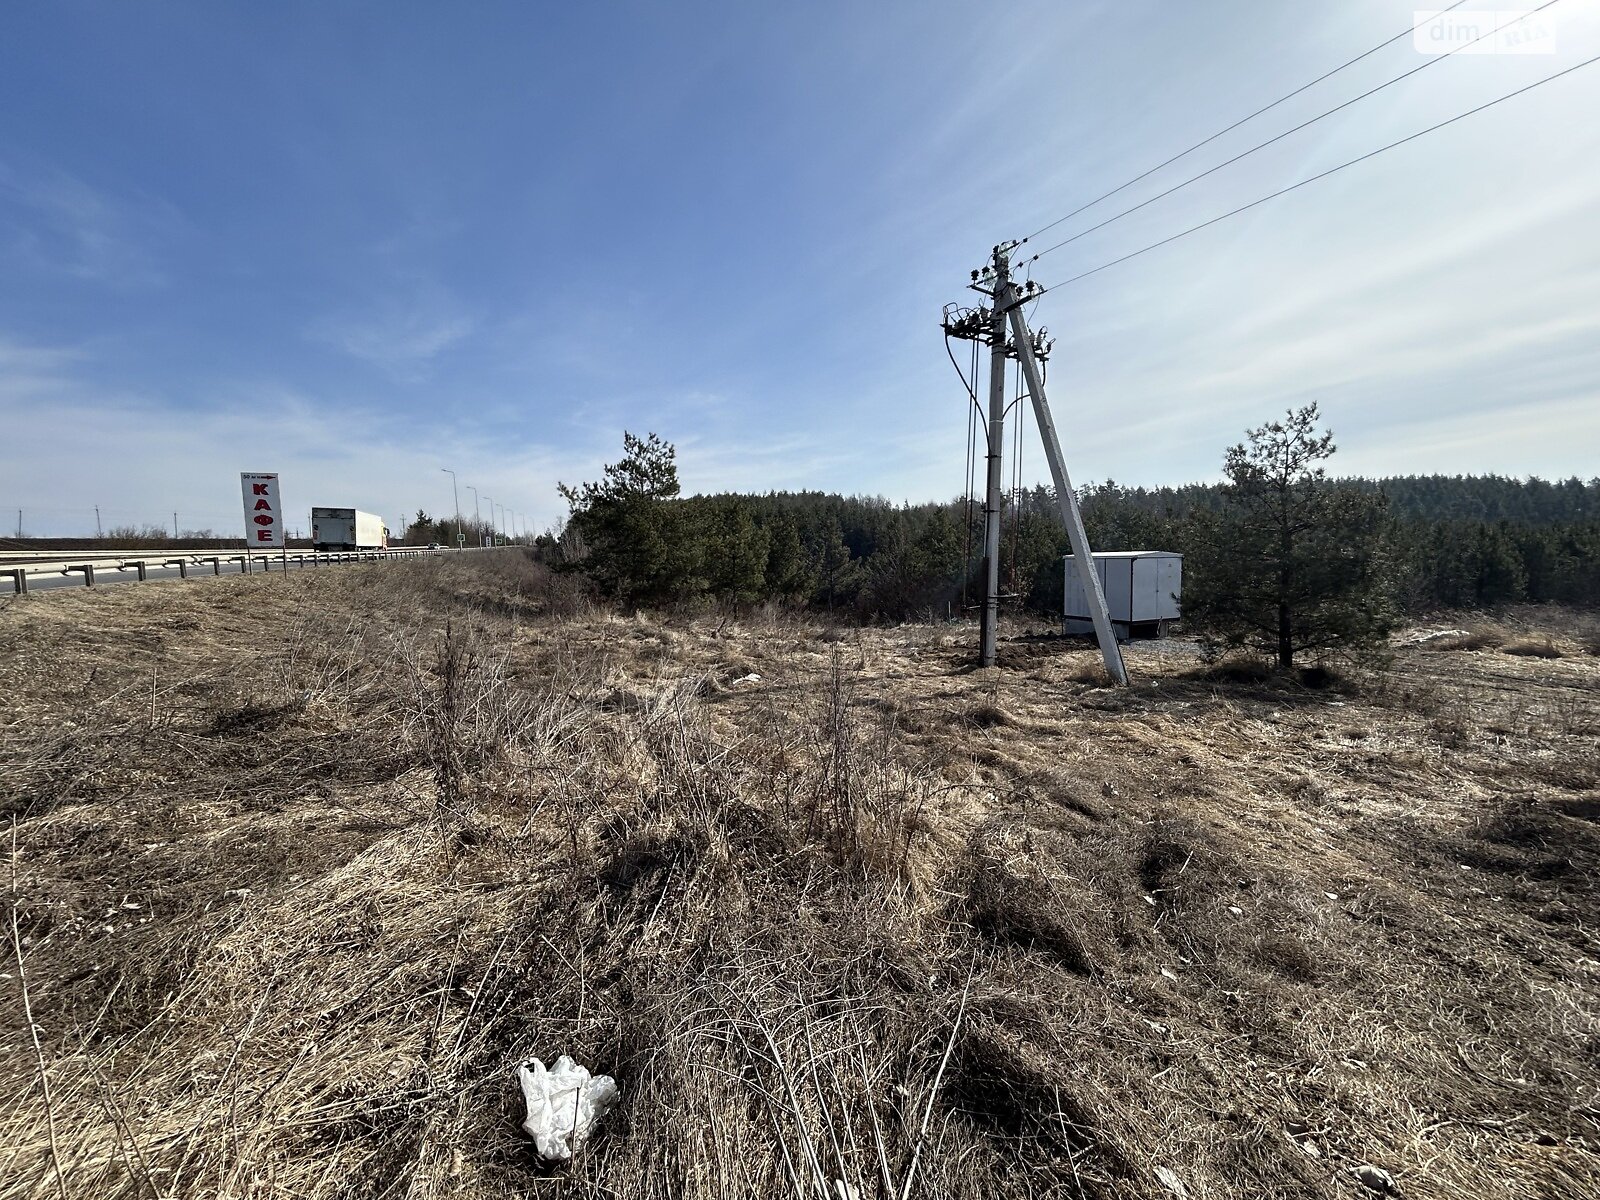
(941, 303, 1053, 362)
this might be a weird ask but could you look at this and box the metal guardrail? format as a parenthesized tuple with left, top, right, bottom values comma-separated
(4, 546, 507, 595)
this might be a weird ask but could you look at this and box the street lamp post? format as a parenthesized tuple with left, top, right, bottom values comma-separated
(484, 495, 495, 546)
(467, 485, 482, 547)
(440, 468, 460, 548)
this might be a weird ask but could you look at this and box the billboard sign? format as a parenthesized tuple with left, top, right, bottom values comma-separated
(240, 472, 285, 548)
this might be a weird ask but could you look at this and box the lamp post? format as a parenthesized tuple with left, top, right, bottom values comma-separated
(440, 468, 460, 548)
(467, 485, 482, 547)
(484, 495, 495, 546)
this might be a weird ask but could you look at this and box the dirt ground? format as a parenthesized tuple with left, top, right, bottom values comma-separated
(1, 556, 1596, 1200)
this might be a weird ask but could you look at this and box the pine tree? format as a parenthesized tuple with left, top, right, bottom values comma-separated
(1184, 404, 1396, 669)
(702, 497, 769, 604)
(810, 518, 858, 613)
(558, 432, 701, 605)
(762, 513, 811, 599)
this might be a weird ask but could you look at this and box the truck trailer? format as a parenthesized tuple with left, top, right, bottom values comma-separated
(311, 508, 388, 552)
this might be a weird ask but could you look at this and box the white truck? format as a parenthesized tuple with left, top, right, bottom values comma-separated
(310, 508, 388, 552)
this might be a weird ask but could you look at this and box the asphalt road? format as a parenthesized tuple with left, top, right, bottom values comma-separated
(21, 558, 257, 593)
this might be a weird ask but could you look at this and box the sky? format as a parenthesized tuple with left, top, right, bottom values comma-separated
(2, 1, 1598, 539)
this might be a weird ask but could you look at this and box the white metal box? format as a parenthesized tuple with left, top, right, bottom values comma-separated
(1064, 551, 1182, 638)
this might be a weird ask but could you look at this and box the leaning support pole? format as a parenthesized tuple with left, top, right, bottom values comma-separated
(1002, 285, 1129, 686)
(978, 295, 1009, 667)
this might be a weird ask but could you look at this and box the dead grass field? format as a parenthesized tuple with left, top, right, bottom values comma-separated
(1, 556, 1597, 1200)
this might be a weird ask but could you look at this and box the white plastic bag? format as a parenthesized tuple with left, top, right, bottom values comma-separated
(517, 1055, 620, 1161)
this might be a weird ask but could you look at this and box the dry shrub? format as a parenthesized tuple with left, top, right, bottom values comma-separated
(1503, 635, 1563, 659)
(1366, 670, 1445, 715)
(412, 618, 532, 816)
(957, 821, 1108, 977)
(1427, 625, 1506, 652)
(946, 1018, 1135, 1194)
(1445, 796, 1581, 885)
(1061, 660, 1112, 686)
(964, 701, 1012, 729)
(803, 647, 934, 882)
(1189, 657, 1275, 685)
(1549, 692, 1599, 739)
(449, 549, 593, 621)
(1430, 710, 1472, 748)
(1296, 663, 1342, 690)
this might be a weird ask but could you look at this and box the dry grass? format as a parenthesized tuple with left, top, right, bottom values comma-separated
(1424, 625, 1506, 653)
(1, 559, 1597, 1200)
(1422, 611, 1597, 661)
(1503, 636, 1564, 660)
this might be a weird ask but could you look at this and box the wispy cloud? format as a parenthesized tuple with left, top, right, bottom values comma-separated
(1336, 391, 1600, 479)
(0, 161, 174, 288)
(673, 430, 854, 496)
(2, 335, 579, 536)
(0, 336, 83, 379)
(308, 286, 474, 380)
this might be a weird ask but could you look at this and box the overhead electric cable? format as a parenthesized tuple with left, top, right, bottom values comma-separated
(1039, 50, 1600, 292)
(1023, 0, 1562, 266)
(1019, 0, 1472, 244)
(961, 336, 980, 611)
(944, 321, 988, 427)
(944, 328, 979, 406)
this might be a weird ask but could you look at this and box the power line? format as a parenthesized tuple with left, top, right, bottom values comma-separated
(1019, 0, 1472, 245)
(1039, 51, 1600, 292)
(1023, 0, 1562, 266)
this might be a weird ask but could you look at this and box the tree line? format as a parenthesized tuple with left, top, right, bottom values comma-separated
(402, 511, 527, 547)
(544, 420, 1598, 666)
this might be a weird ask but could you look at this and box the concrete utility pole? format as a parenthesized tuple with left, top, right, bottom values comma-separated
(980, 266, 1009, 668)
(999, 270, 1127, 685)
(946, 243, 1128, 684)
(441, 468, 461, 547)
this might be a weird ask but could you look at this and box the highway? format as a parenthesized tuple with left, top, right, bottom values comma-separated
(1, 546, 478, 595)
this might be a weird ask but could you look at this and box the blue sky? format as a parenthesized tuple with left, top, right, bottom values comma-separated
(2, 1, 1597, 538)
